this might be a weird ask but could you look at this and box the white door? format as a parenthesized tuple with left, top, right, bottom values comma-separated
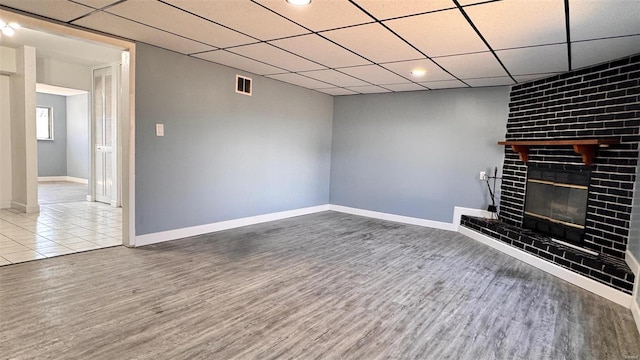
(93, 66, 118, 205)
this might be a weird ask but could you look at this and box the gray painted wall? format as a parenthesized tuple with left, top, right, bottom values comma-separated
(330, 87, 510, 223)
(66, 94, 89, 179)
(134, 44, 333, 235)
(36, 92, 67, 177)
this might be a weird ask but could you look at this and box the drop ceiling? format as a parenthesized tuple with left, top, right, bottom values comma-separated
(0, 0, 638, 96)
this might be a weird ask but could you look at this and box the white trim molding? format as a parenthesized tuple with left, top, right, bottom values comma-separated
(459, 226, 633, 308)
(628, 250, 640, 335)
(38, 176, 88, 184)
(135, 205, 331, 247)
(11, 201, 39, 214)
(328, 205, 493, 232)
(329, 205, 455, 231)
(632, 297, 640, 337)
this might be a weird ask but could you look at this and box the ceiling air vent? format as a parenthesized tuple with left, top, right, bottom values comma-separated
(236, 75, 252, 96)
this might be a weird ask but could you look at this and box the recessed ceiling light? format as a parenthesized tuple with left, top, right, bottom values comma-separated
(286, 0, 311, 5)
(411, 69, 426, 77)
(0, 21, 20, 37)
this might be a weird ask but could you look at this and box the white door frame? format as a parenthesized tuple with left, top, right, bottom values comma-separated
(0, 9, 137, 247)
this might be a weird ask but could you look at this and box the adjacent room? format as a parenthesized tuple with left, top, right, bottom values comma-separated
(0, 25, 124, 263)
(0, 0, 639, 358)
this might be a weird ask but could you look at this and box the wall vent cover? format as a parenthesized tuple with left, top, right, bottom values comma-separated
(236, 75, 252, 96)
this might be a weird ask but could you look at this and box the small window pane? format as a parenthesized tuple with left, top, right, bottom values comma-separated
(36, 107, 53, 140)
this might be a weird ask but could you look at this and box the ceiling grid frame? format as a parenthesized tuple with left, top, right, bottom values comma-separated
(0, 0, 637, 96)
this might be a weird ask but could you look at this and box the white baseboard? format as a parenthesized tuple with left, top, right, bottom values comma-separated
(11, 201, 39, 214)
(627, 250, 639, 276)
(327, 205, 492, 232)
(67, 176, 88, 184)
(459, 226, 632, 308)
(38, 176, 88, 184)
(632, 297, 640, 337)
(135, 204, 331, 247)
(629, 250, 640, 335)
(0, 201, 10, 209)
(86, 195, 93, 202)
(37, 176, 67, 182)
(328, 205, 456, 231)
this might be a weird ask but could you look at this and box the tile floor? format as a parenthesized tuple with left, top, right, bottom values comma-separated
(0, 201, 122, 266)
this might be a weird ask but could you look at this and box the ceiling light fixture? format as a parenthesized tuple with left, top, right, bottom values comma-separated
(411, 69, 426, 77)
(286, 0, 311, 5)
(0, 20, 20, 37)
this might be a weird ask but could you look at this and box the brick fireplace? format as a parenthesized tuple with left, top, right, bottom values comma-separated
(462, 54, 639, 294)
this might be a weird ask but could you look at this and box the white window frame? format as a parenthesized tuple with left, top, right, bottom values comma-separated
(36, 106, 54, 141)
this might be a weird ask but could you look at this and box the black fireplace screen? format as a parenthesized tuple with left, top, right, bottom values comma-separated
(523, 167, 590, 244)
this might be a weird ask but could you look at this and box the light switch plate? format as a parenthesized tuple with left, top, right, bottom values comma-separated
(156, 123, 164, 137)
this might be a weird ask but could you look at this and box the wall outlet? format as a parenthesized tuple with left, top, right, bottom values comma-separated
(156, 123, 164, 137)
(480, 171, 487, 180)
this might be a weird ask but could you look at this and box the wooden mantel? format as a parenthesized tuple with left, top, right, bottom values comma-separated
(498, 138, 620, 165)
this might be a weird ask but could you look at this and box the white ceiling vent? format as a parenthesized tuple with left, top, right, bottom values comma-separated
(236, 75, 252, 96)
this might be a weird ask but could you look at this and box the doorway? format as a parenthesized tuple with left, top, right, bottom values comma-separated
(0, 9, 136, 258)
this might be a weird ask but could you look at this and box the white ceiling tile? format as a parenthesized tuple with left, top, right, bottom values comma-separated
(229, 43, 325, 72)
(418, 79, 467, 89)
(381, 83, 428, 92)
(73, 0, 121, 9)
(457, 0, 496, 5)
(572, 35, 640, 69)
(73, 11, 215, 54)
(345, 85, 391, 94)
(463, 76, 515, 87)
(384, 8, 488, 57)
(267, 73, 334, 89)
(337, 65, 408, 85)
(353, 0, 455, 20)
(322, 23, 423, 63)
(193, 50, 284, 75)
(163, 0, 309, 41)
(300, 69, 369, 87)
(106, 1, 254, 48)
(0, 0, 94, 22)
(381, 59, 455, 82)
(465, 0, 566, 49)
(269, 34, 371, 68)
(570, 0, 640, 41)
(513, 73, 561, 83)
(435, 52, 507, 79)
(315, 87, 358, 96)
(496, 44, 568, 75)
(255, 0, 372, 31)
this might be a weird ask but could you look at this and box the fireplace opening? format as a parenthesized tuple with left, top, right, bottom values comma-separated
(522, 166, 591, 245)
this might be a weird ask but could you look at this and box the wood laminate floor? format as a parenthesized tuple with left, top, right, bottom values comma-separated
(1, 212, 638, 359)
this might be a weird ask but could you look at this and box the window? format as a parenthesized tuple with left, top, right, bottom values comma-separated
(36, 106, 53, 140)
